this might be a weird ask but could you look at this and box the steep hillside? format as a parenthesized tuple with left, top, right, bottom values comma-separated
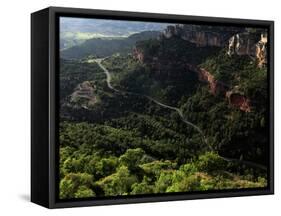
(100, 25, 268, 165)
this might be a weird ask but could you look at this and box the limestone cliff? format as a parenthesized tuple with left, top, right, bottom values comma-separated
(256, 33, 267, 68)
(161, 24, 267, 68)
(227, 30, 267, 68)
(161, 24, 242, 47)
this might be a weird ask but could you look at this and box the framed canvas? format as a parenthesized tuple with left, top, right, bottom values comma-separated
(31, 6, 274, 208)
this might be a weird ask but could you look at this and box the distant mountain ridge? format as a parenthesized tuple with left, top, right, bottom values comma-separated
(61, 18, 170, 34)
(60, 17, 170, 49)
(61, 31, 161, 59)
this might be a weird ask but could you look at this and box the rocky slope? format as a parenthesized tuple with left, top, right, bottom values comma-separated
(69, 81, 97, 109)
(187, 64, 251, 112)
(132, 24, 264, 112)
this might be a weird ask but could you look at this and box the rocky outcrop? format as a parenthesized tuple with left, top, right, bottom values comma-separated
(186, 64, 251, 112)
(185, 64, 228, 95)
(256, 33, 267, 68)
(161, 24, 242, 47)
(161, 24, 267, 68)
(198, 68, 251, 112)
(199, 69, 251, 112)
(70, 81, 97, 109)
(133, 47, 144, 62)
(226, 89, 251, 112)
(227, 31, 268, 68)
(227, 32, 259, 56)
(198, 68, 217, 94)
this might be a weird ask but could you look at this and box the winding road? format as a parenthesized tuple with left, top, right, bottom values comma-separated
(95, 59, 267, 171)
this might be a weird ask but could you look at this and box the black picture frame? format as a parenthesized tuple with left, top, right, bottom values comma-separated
(31, 6, 274, 209)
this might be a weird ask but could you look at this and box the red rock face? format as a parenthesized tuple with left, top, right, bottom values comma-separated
(197, 68, 217, 94)
(227, 93, 251, 112)
(196, 67, 227, 95)
(191, 66, 251, 112)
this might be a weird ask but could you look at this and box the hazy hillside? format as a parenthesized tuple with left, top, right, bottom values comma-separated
(60, 17, 170, 49)
(61, 31, 161, 59)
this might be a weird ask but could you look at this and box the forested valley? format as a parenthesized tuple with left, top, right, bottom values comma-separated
(59, 23, 268, 199)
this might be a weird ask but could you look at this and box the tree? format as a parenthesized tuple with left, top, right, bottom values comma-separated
(196, 152, 227, 173)
(119, 148, 146, 172)
(131, 176, 154, 195)
(97, 166, 137, 196)
(74, 185, 95, 198)
(94, 156, 118, 179)
(140, 160, 176, 178)
(59, 173, 94, 199)
(167, 171, 202, 192)
(155, 171, 174, 193)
